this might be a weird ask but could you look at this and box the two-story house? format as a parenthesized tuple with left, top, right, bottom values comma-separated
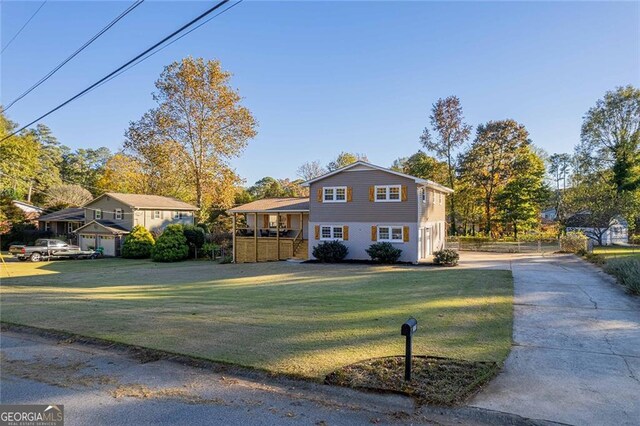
(74, 193, 198, 256)
(228, 162, 452, 263)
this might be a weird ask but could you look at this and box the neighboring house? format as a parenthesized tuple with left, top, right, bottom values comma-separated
(38, 208, 84, 242)
(565, 213, 629, 246)
(74, 193, 198, 256)
(228, 162, 453, 263)
(540, 207, 557, 221)
(12, 200, 45, 222)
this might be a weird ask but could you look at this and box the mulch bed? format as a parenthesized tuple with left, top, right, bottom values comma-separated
(325, 356, 500, 406)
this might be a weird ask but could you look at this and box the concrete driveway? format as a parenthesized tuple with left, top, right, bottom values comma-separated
(465, 253, 640, 426)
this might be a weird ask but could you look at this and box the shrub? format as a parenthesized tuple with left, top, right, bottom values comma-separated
(151, 224, 189, 262)
(312, 240, 348, 263)
(630, 235, 640, 245)
(604, 258, 640, 295)
(559, 232, 588, 253)
(183, 224, 205, 257)
(121, 225, 155, 258)
(584, 252, 606, 266)
(195, 223, 210, 233)
(433, 249, 460, 266)
(201, 242, 220, 259)
(366, 242, 402, 264)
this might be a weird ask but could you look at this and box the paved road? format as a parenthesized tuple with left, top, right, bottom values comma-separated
(467, 253, 640, 426)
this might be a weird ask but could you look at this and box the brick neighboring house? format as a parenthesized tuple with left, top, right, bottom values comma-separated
(74, 193, 198, 256)
(229, 162, 453, 263)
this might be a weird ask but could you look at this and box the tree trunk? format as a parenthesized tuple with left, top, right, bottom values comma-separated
(513, 221, 518, 240)
(484, 199, 492, 235)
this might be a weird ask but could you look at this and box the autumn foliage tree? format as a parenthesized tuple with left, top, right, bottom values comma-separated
(125, 57, 257, 218)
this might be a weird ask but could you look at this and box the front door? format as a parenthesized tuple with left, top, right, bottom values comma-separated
(420, 227, 432, 258)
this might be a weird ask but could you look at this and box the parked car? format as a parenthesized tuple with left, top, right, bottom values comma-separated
(9, 239, 98, 262)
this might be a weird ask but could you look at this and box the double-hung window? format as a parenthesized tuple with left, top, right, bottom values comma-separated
(320, 225, 344, 240)
(323, 186, 347, 203)
(115, 209, 123, 220)
(94, 209, 102, 220)
(378, 225, 404, 242)
(375, 185, 401, 202)
(153, 211, 161, 219)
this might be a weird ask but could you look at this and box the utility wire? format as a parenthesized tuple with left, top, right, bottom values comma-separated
(1, 1, 48, 54)
(86, 0, 242, 96)
(1, 0, 231, 143)
(3, 0, 145, 111)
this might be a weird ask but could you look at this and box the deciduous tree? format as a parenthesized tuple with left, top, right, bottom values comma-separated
(125, 57, 257, 216)
(420, 96, 472, 234)
(297, 160, 326, 181)
(459, 120, 531, 235)
(44, 183, 93, 209)
(326, 152, 368, 171)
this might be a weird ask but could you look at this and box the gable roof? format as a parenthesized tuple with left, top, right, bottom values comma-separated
(38, 208, 84, 222)
(85, 193, 198, 210)
(301, 161, 454, 193)
(228, 198, 309, 213)
(74, 220, 130, 235)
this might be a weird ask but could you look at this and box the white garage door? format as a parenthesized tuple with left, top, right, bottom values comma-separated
(80, 234, 96, 251)
(98, 235, 116, 256)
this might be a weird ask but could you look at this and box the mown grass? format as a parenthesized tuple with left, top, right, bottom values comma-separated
(0, 258, 513, 380)
(593, 245, 640, 260)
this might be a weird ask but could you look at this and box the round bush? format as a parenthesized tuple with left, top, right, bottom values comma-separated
(366, 242, 402, 264)
(433, 249, 460, 266)
(151, 224, 189, 262)
(312, 240, 348, 263)
(183, 224, 205, 257)
(122, 225, 155, 259)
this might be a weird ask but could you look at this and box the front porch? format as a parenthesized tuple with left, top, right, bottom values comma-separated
(229, 198, 310, 263)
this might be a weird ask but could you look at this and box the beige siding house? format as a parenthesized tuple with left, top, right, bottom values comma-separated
(74, 193, 198, 256)
(229, 162, 452, 263)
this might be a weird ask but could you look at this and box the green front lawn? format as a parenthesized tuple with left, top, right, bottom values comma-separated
(0, 259, 513, 380)
(593, 245, 640, 260)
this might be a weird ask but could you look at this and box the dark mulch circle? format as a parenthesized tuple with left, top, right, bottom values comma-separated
(325, 356, 500, 406)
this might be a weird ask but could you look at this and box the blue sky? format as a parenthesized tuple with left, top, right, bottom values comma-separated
(1, 1, 638, 185)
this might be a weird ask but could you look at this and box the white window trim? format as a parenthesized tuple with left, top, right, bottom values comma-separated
(374, 185, 402, 202)
(115, 209, 123, 220)
(323, 186, 347, 203)
(95, 209, 102, 220)
(320, 225, 344, 241)
(153, 211, 161, 219)
(377, 225, 404, 242)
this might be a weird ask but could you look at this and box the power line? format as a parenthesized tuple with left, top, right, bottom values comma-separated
(3, 0, 145, 111)
(0, 0, 232, 143)
(1, 1, 48, 54)
(86, 0, 243, 96)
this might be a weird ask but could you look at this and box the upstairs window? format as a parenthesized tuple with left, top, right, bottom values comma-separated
(115, 209, 123, 220)
(94, 209, 102, 220)
(323, 186, 347, 203)
(375, 185, 401, 202)
(153, 211, 161, 219)
(420, 188, 427, 203)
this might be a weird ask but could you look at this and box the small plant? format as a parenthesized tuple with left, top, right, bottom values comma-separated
(576, 248, 587, 257)
(151, 224, 189, 262)
(433, 249, 460, 266)
(122, 225, 155, 259)
(630, 235, 640, 245)
(366, 242, 402, 264)
(219, 254, 233, 264)
(312, 240, 348, 263)
(559, 232, 588, 253)
(604, 258, 640, 295)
